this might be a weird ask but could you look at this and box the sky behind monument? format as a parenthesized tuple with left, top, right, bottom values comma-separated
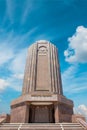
(0, 0, 87, 119)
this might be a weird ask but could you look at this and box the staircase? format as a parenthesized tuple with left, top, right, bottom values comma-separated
(0, 123, 86, 130)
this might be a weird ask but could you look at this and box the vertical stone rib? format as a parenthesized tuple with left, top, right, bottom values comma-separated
(54, 46, 58, 92)
(59, 67, 63, 94)
(26, 46, 32, 93)
(31, 43, 37, 91)
(50, 44, 55, 92)
(53, 45, 56, 92)
(53, 46, 57, 93)
(29, 45, 34, 92)
(30, 45, 34, 92)
(55, 48, 59, 93)
(50, 43, 53, 92)
(56, 49, 63, 95)
(26, 47, 32, 93)
(48, 43, 51, 92)
(22, 47, 31, 94)
(35, 43, 38, 91)
(49, 43, 52, 92)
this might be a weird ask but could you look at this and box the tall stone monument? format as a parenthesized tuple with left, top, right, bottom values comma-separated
(11, 40, 73, 123)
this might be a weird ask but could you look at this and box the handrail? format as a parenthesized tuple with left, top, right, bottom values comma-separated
(76, 118, 87, 129)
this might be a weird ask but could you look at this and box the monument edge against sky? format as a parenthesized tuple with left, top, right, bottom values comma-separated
(10, 40, 74, 123)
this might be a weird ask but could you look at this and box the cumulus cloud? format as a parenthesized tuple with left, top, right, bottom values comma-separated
(74, 104, 87, 120)
(63, 26, 87, 94)
(64, 26, 87, 63)
(0, 79, 9, 91)
(78, 105, 87, 115)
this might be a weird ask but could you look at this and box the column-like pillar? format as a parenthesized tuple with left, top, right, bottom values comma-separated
(25, 102, 30, 123)
(54, 103, 60, 123)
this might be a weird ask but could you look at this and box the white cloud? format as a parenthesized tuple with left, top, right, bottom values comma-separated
(20, 27, 38, 42)
(62, 65, 77, 80)
(9, 48, 27, 74)
(63, 26, 87, 95)
(13, 74, 24, 80)
(62, 65, 87, 94)
(0, 43, 14, 66)
(5, 48, 27, 92)
(64, 26, 87, 63)
(21, 0, 34, 24)
(74, 104, 87, 120)
(0, 34, 26, 92)
(62, 65, 77, 93)
(0, 75, 23, 92)
(0, 27, 36, 68)
(7, 76, 23, 92)
(78, 105, 87, 115)
(6, 0, 15, 24)
(0, 79, 9, 91)
(0, 28, 37, 92)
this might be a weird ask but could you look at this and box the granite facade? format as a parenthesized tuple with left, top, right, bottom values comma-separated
(11, 40, 73, 123)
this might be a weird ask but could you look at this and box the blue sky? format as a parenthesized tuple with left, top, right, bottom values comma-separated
(0, 0, 87, 118)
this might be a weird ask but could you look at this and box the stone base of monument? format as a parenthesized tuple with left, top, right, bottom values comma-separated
(10, 94, 73, 123)
(0, 122, 86, 130)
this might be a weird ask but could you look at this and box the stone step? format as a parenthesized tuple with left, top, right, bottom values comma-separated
(20, 128, 62, 130)
(20, 126, 62, 130)
(0, 123, 85, 130)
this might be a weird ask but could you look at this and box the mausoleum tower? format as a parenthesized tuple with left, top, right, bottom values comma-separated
(22, 40, 63, 95)
(11, 40, 73, 123)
